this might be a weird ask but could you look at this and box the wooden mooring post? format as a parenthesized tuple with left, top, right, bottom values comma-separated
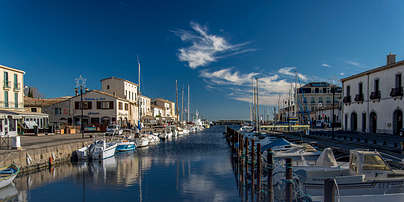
(285, 158, 293, 202)
(324, 178, 336, 202)
(251, 139, 255, 201)
(267, 148, 274, 202)
(257, 143, 262, 200)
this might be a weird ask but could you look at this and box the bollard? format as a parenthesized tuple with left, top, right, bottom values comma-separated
(285, 158, 293, 202)
(324, 178, 336, 202)
(267, 148, 274, 202)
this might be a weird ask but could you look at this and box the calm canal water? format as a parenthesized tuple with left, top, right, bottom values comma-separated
(10, 126, 242, 202)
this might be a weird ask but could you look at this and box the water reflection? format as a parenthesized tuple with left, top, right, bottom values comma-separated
(7, 126, 241, 202)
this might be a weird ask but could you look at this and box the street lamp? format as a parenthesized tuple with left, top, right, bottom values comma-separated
(75, 75, 86, 139)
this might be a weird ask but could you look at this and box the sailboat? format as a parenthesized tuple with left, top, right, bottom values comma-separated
(0, 164, 19, 189)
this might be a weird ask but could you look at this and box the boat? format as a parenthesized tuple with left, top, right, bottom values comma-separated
(293, 149, 404, 199)
(89, 141, 117, 160)
(0, 164, 19, 189)
(136, 136, 149, 147)
(116, 140, 136, 152)
(148, 134, 160, 144)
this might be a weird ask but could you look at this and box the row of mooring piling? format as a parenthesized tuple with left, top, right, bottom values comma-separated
(225, 126, 337, 202)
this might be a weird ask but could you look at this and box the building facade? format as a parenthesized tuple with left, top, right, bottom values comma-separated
(342, 53, 404, 135)
(43, 90, 132, 129)
(296, 82, 342, 124)
(0, 65, 24, 110)
(151, 98, 176, 119)
(139, 95, 152, 117)
(100, 77, 139, 125)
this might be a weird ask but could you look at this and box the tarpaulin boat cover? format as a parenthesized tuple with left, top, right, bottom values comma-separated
(24, 121, 38, 129)
(315, 147, 337, 167)
(261, 138, 291, 152)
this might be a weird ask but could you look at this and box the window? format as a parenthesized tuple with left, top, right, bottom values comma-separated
(326, 97, 331, 104)
(318, 97, 323, 103)
(31, 108, 37, 112)
(74, 101, 92, 110)
(396, 74, 402, 88)
(3, 72, 8, 88)
(346, 85, 351, 96)
(311, 97, 315, 104)
(106, 85, 110, 90)
(14, 92, 18, 108)
(14, 74, 18, 89)
(118, 102, 123, 110)
(375, 79, 379, 92)
(315, 88, 319, 93)
(359, 83, 363, 95)
(97, 101, 114, 109)
(125, 103, 129, 111)
(323, 88, 327, 93)
(303, 97, 307, 103)
(4, 91, 8, 108)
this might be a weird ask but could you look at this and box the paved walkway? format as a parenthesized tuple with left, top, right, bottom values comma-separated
(0, 133, 107, 154)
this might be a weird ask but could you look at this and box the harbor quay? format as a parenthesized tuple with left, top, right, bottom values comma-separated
(0, 133, 119, 174)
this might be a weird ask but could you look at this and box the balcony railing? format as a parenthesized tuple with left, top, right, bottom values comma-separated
(343, 96, 351, 104)
(14, 82, 21, 91)
(3, 81, 11, 89)
(354, 94, 364, 102)
(390, 87, 403, 97)
(370, 91, 381, 100)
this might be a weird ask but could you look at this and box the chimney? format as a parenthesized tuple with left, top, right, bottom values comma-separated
(387, 53, 396, 65)
(74, 88, 78, 96)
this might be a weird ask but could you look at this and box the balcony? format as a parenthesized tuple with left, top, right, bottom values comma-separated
(3, 81, 11, 90)
(370, 91, 381, 100)
(343, 96, 351, 104)
(354, 94, 364, 102)
(390, 87, 403, 97)
(13, 82, 21, 91)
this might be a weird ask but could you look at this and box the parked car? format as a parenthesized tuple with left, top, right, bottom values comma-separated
(105, 125, 123, 136)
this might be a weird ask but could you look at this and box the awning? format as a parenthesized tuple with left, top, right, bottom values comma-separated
(24, 121, 38, 129)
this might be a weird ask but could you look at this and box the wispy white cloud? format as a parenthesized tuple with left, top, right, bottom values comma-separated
(321, 63, 331, 68)
(345, 60, 363, 67)
(340, 72, 345, 76)
(174, 22, 254, 69)
(200, 67, 309, 106)
(278, 67, 308, 81)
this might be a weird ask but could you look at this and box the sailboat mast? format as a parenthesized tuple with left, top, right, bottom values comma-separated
(137, 56, 141, 127)
(176, 80, 179, 122)
(181, 86, 184, 122)
(256, 78, 259, 132)
(187, 84, 190, 122)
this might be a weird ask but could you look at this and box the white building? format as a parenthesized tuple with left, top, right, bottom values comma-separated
(151, 98, 176, 119)
(139, 95, 151, 117)
(296, 82, 342, 124)
(43, 90, 131, 129)
(100, 77, 139, 125)
(342, 53, 404, 135)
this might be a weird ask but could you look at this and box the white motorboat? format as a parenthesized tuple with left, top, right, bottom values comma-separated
(89, 141, 117, 160)
(136, 136, 149, 147)
(147, 134, 160, 145)
(293, 149, 404, 199)
(183, 128, 190, 135)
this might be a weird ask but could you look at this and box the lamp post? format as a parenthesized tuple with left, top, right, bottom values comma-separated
(75, 75, 86, 139)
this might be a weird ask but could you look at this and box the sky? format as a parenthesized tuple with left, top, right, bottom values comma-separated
(0, 0, 404, 120)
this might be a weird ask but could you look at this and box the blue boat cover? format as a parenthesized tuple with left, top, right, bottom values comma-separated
(261, 138, 291, 152)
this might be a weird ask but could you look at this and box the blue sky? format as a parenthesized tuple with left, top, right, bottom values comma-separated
(0, 0, 404, 120)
